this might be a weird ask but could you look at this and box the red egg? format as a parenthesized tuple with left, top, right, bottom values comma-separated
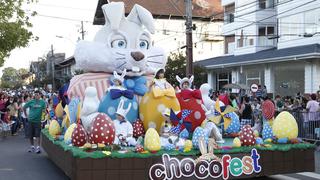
(89, 113, 115, 145)
(262, 100, 275, 120)
(239, 125, 256, 146)
(71, 124, 88, 147)
(135, 144, 144, 153)
(176, 89, 205, 132)
(133, 119, 145, 138)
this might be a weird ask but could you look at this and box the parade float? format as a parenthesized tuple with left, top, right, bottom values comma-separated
(41, 2, 315, 180)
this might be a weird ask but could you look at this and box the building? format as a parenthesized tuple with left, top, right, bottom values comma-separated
(93, 0, 224, 61)
(55, 56, 76, 87)
(197, 0, 320, 97)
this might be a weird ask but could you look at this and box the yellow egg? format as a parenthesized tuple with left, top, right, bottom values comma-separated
(64, 123, 76, 143)
(139, 91, 180, 132)
(144, 128, 161, 152)
(184, 140, 193, 150)
(55, 103, 64, 119)
(273, 111, 298, 139)
(49, 120, 61, 137)
(233, 137, 241, 147)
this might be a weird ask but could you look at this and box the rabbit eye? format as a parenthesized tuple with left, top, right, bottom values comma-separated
(111, 39, 127, 49)
(139, 40, 149, 49)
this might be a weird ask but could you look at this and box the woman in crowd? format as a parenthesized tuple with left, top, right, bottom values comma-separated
(239, 96, 253, 128)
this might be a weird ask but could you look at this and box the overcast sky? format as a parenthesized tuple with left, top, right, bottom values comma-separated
(1, 0, 100, 75)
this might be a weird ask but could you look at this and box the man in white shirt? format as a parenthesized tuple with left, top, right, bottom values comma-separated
(306, 94, 320, 112)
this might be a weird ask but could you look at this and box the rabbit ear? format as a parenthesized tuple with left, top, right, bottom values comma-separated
(101, 2, 125, 30)
(176, 75, 182, 83)
(189, 75, 194, 84)
(127, 4, 155, 34)
(201, 104, 208, 112)
(125, 102, 132, 114)
(198, 137, 208, 155)
(113, 70, 118, 77)
(117, 99, 124, 110)
(121, 69, 127, 78)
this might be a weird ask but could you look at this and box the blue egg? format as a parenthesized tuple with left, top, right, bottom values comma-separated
(98, 92, 138, 123)
(256, 137, 263, 144)
(277, 138, 288, 144)
(165, 143, 175, 151)
(225, 112, 240, 134)
(179, 129, 189, 139)
(192, 127, 208, 149)
(262, 122, 273, 140)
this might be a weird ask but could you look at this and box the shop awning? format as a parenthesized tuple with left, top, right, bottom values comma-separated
(196, 43, 320, 69)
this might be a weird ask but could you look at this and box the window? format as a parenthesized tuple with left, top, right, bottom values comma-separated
(258, 26, 276, 46)
(224, 35, 235, 54)
(218, 72, 232, 90)
(224, 3, 235, 24)
(259, 0, 274, 9)
(246, 71, 261, 85)
(259, 26, 275, 36)
(304, 9, 320, 34)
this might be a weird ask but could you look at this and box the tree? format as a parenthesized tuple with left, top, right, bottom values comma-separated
(0, 0, 37, 67)
(0, 67, 29, 88)
(165, 52, 207, 89)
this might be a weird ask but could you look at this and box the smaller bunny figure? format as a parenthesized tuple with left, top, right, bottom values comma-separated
(81, 87, 100, 133)
(201, 104, 225, 144)
(151, 69, 175, 98)
(108, 69, 127, 91)
(196, 137, 221, 164)
(160, 108, 173, 138)
(113, 99, 137, 146)
(176, 75, 194, 91)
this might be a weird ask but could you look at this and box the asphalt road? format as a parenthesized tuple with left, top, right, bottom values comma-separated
(0, 132, 319, 180)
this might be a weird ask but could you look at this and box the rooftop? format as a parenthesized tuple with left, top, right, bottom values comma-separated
(196, 44, 320, 69)
(93, 0, 223, 25)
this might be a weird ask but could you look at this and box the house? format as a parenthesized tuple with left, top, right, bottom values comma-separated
(93, 0, 225, 61)
(54, 56, 76, 86)
(196, 0, 320, 96)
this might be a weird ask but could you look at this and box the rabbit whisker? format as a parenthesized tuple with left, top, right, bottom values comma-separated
(147, 55, 164, 58)
(116, 57, 126, 60)
(117, 61, 127, 69)
(147, 60, 162, 64)
(116, 52, 125, 56)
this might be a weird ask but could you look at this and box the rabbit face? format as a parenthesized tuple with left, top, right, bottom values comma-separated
(74, 2, 167, 76)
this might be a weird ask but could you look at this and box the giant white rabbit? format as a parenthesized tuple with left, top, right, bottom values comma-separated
(74, 2, 167, 77)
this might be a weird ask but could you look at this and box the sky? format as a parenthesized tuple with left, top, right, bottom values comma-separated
(1, 0, 100, 76)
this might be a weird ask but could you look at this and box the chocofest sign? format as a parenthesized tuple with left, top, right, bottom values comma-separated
(149, 149, 261, 180)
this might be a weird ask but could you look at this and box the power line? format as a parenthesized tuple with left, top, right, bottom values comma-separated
(168, 0, 186, 19)
(35, 3, 95, 12)
(222, 0, 317, 35)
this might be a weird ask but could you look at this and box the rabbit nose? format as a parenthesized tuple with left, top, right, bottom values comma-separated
(131, 51, 145, 61)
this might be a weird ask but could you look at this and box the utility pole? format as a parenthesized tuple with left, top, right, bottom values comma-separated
(185, 0, 193, 76)
(80, 21, 85, 40)
(51, 44, 55, 91)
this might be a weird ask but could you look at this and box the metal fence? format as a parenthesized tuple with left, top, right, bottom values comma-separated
(290, 111, 320, 142)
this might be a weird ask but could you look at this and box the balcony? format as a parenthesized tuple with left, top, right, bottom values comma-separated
(257, 36, 276, 47)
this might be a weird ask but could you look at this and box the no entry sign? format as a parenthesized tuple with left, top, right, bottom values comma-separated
(250, 84, 258, 93)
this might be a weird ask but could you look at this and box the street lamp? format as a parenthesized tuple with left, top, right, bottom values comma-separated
(55, 35, 78, 45)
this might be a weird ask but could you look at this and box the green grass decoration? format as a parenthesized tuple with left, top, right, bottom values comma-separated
(42, 129, 315, 159)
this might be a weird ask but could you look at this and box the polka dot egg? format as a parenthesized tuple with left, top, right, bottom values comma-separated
(239, 125, 255, 146)
(273, 111, 298, 140)
(225, 112, 241, 134)
(176, 89, 205, 132)
(139, 90, 180, 132)
(192, 127, 208, 149)
(144, 128, 161, 152)
(98, 92, 138, 124)
(262, 122, 273, 140)
(133, 119, 145, 138)
(89, 113, 115, 145)
(71, 124, 87, 147)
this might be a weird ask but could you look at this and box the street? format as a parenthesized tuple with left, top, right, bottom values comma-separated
(0, 132, 319, 180)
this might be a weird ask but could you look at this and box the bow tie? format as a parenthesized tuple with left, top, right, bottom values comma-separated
(124, 76, 147, 96)
(110, 89, 134, 100)
(152, 87, 176, 98)
(119, 120, 127, 124)
(180, 89, 202, 100)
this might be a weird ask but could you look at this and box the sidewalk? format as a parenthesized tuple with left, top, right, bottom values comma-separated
(0, 132, 69, 180)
